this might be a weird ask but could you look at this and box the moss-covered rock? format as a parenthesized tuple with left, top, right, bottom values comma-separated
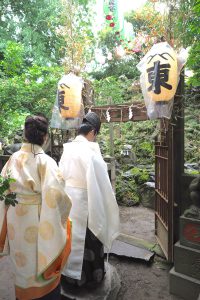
(116, 175, 140, 206)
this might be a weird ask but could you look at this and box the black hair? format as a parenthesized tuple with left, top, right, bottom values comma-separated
(24, 115, 48, 146)
(78, 122, 96, 136)
(83, 112, 101, 134)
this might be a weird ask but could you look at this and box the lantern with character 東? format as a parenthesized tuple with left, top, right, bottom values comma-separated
(57, 73, 83, 119)
(50, 72, 84, 130)
(137, 42, 182, 119)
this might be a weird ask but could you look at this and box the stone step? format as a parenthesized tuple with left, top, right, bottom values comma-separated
(170, 267, 200, 300)
(117, 233, 164, 257)
(105, 236, 154, 262)
(174, 241, 200, 281)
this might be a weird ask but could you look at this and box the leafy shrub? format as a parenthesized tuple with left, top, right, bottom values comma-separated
(0, 174, 17, 206)
(116, 175, 140, 206)
(0, 64, 63, 138)
(130, 167, 150, 185)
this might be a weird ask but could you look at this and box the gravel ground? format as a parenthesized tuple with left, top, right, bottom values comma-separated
(112, 205, 183, 300)
(119, 205, 156, 244)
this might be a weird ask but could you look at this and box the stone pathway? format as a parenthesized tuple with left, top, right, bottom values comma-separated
(0, 256, 15, 300)
(119, 205, 156, 244)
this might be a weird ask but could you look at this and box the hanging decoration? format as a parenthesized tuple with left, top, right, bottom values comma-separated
(103, 0, 134, 58)
(106, 108, 111, 122)
(104, 0, 122, 32)
(110, 22, 115, 27)
(106, 15, 113, 20)
(128, 105, 133, 120)
(50, 72, 84, 129)
(137, 42, 186, 119)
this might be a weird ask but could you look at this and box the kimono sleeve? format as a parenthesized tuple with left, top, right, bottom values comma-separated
(0, 201, 9, 255)
(37, 156, 72, 278)
(38, 156, 72, 225)
(0, 159, 12, 255)
(86, 155, 120, 250)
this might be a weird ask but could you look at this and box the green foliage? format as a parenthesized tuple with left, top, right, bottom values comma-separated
(99, 28, 117, 51)
(138, 141, 154, 158)
(130, 167, 150, 185)
(0, 59, 63, 137)
(159, 0, 199, 85)
(0, 0, 96, 139)
(0, 0, 64, 65)
(0, 174, 17, 206)
(175, 0, 197, 47)
(93, 74, 143, 108)
(91, 56, 140, 80)
(125, 3, 165, 52)
(98, 120, 156, 164)
(91, 26, 141, 80)
(93, 76, 128, 105)
(184, 102, 200, 164)
(187, 2, 200, 86)
(0, 41, 24, 76)
(59, 0, 95, 71)
(0, 0, 96, 67)
(116, 175, 140, 206)
(159, 0, 196, 47)
(0, 112, 28, 143)
(185, 169, 200, 175)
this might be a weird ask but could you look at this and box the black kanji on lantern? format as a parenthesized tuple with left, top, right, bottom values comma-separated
(147, 61, 172, 94)
(58, 84, 70, 111)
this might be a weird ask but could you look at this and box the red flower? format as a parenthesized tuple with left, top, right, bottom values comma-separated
(106, 15, 112, 20)
(110, 22, 115, 27)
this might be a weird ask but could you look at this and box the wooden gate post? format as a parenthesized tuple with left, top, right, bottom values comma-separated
(172, 71, 185, 243)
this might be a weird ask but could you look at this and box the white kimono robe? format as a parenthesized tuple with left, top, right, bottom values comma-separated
(0, 143, 72, 300)
(59, 135, 119, 280)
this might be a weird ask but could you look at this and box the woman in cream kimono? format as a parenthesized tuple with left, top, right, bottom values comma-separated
(0, 115, 72, 300)
(59, 112, 119, 292)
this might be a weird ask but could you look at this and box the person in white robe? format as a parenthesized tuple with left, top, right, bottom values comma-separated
(59, 112, 119, 291)
(0, 115, 72, 300)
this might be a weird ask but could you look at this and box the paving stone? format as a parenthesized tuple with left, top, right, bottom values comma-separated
(0, 256, 15, 300)
(105, 235, 154, 262)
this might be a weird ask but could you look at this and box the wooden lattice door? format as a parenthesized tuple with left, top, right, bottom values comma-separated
(155, 73, 184, 262)
(155, 121, 174, 262)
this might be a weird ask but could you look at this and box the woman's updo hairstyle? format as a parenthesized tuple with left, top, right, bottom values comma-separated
(24, 114, 48, 146)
